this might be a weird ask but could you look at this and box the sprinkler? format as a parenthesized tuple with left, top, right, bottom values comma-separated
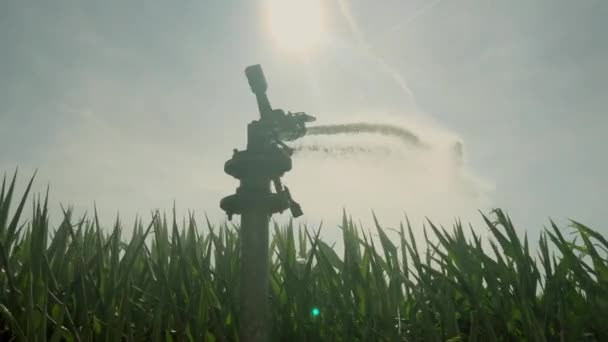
(221, 65, 315, 221)
(220, 64, 315, 341)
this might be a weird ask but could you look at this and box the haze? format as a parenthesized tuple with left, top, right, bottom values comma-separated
(1, 0, 606, 244)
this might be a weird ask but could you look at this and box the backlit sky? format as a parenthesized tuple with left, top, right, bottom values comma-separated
(1, 0, 606, 242)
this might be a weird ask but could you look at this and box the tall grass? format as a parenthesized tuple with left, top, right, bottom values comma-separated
(0, 171, 606, 341)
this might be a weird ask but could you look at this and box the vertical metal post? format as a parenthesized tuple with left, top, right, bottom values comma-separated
(239, 207, 270, 341)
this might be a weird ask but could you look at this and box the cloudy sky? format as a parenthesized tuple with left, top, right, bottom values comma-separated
(1, 0, 606, 243)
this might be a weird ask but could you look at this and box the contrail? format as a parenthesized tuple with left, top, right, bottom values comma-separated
(334, 0, 418, 108)
(305, 123, 428, 148)
(382, 0, 444, 37)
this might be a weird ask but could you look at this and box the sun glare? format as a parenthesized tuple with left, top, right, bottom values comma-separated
(265, 0, 325, 55)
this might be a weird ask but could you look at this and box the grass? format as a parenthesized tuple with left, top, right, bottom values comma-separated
(0, 171, 607, 341)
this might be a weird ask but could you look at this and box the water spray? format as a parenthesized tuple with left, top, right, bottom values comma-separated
(293, 144, 395, 157)
(292, 121, 466, 175)
(306, 122, 427, 147)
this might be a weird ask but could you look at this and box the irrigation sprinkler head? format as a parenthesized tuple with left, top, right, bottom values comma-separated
(221, 64, 315, 220)
(272, 110, 316, 143)
(245, 64, 316, 146)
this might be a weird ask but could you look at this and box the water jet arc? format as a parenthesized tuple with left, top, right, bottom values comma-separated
(305, 122, 427, 148)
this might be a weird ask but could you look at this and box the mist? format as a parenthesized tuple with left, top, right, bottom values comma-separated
(1, 0, 605, 244)
(275, 112, 495, 245)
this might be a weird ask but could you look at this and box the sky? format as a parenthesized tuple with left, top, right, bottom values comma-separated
(1, 0, 606, 245)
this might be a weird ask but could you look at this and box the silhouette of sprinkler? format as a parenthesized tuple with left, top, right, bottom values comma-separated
(220, 64, 315, 342)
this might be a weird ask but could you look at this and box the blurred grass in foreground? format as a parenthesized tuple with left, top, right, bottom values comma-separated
(0, 171, 606, 341)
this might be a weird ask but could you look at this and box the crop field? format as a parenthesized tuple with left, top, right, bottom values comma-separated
(0, 172, 607, 341)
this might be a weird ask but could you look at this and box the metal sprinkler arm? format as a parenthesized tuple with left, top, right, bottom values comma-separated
(245, 64, 273, 119)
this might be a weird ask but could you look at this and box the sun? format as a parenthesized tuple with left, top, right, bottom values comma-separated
(264, 0, 326, 55)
